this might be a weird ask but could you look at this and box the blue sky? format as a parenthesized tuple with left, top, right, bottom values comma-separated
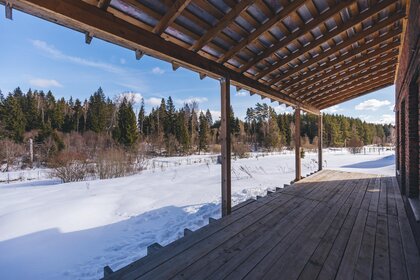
(0, 10, 395, 124)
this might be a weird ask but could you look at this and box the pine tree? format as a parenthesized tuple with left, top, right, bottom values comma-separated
(138, 98, 145, 135)
(86, 87, 109, 133)
(198, 112, 209, 153)
(115, 97, 138, 147)
(4, 93, 26, 142)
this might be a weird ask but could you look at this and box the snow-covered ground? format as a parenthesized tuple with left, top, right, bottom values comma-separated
(0, 149, 395, 280)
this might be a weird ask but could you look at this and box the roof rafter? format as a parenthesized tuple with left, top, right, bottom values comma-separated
(308, 66, 396, 104)
(153, 0, 192, 36)
(4, 0, 319, 114)
(282, 30, 401, 90)
(310, 68, 396, 106)
(190, 0, 255, 51)
(285, 36, 400, 93)
(97, 0, 111, 10)
(239, 0, 355, 73)
(269, 13, 404, 87)
(256, 0, 399, 81)
(299, 57, 397, 101)
(217, 0, 307, 63)
(294, 46, 399, 98)
(319, 80, 395, 109)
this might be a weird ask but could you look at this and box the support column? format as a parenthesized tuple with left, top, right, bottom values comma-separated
(295, 107, 301, 182)
(220, 77, 231, 216)
(318, 114, 323, 171)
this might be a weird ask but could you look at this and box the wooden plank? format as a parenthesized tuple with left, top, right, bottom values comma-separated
(295, 108, 301, 181)
(158, 172, 335, 279)
(190, 0, 254, 51)
(262, 173, 363, 280)
(202, 172, 340, 279)
(318, 114, 322, 171)
(269, 14, 404, 87)
(306, 63, 397, 104)
(113, 189, 302, 279)
(334, 179, 376, 280)
(298, 56, 398, 101)
(217, 0, 307, 63)
(298, 175, 368, 280)
(316, 177, 370, 279)
(292, 46, 400, 98)
(255, 0, 397, 80)
(4, 0, 320, 115)
(282, 29, 401, 91)
(317, 80, 395, 109)
(220, 77, 231, 217)
(239, 1, 355, 73)
(152, 0, 191, 35)
(105, 187, 294, 279)
(373, 213, 390, 280)
(176, 196, 314, 279)
(390, 177, 420, 280)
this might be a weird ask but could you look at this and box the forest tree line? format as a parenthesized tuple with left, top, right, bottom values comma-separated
(0, 87, 394, 165)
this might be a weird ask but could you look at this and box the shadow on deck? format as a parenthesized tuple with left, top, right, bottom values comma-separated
(103, 170, 420, 280)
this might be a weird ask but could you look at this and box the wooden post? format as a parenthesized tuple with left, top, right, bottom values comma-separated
(220, 77, 231, 217)
(295, 107, 301, 182)
(318, 114, 323, 171)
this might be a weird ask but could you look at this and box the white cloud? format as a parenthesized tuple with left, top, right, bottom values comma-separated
(31, 39, 123, 73)
(321, 105, 342, 114)
(116, 92, 143, 104)
(235, 91, 248, 97)
(145, 97, 162, 106)
(29, 78, 63, 88)
(273, 104, 293, 114)
(152, 67, 165, 75)
(374, 114, 395, 125)
(389, 105, 395, 111)
(355, 99, 391, 111)
(175, 97, 208, 105)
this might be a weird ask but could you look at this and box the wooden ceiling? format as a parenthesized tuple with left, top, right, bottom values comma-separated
(2, 0, 407, 114)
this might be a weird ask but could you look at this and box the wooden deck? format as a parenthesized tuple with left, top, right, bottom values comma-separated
(104, 170, 420, 280)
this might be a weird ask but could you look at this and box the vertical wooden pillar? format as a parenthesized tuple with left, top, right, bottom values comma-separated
(295, 107, 301, 182)
(220, 77, 231, 216)
(318, 114, 323, 171)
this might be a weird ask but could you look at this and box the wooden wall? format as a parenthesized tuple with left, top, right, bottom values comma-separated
(395, 0, 420, 250)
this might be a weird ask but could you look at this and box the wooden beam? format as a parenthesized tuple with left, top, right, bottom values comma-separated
(314, 72, 395, 107)
(5, 1, 11, 19)
(259, 3, 401, 82)
(298, 56, 398, 100)
(282, 30, 401, 91)
(239, 1, 355, 73)
(172, 61, 180, 71)
(217, 0, 307, 63)
(322, 80, 395, 109)
(135, 49, 144, 60)
(2, 0, 321, 114)
(318, 114, 323, 171)
(318, 77, 394, 109)
(199, 73, 206, 80)
(295, 108, 301, 182)
(291, 44, 400, 98)
(268, 13, 404, 86)
(97, 0, 111, 10)
(85, 32, 93, 44)
(220, 77, 231, 217)
(307, 64, 397, 104)
(190, 0, 254, 52)
(153, 0, 191, 36)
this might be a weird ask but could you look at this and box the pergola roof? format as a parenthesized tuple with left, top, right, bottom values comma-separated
(2, 0, 407, 114)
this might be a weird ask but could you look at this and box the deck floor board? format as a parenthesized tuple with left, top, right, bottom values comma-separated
(103, 170, 420, 280)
